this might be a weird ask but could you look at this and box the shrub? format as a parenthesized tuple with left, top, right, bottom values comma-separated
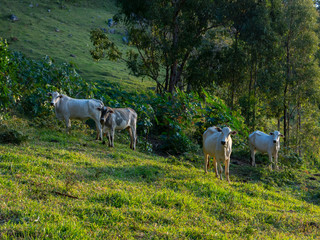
(0, 38, 19, 111)
(0, 125, 27, 145)
(279, 150, 303, 169)
(11, 52, 97, 117)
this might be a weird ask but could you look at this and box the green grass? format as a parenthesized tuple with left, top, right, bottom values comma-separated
(0, 0, 155, 91)
(0, 117, 319, 239)
(1, 1, 320, 238)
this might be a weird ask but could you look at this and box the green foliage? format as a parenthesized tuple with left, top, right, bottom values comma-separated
(94, 82, 248, 155)
(91, 0, 229, 93)
(0, 47, 97, 117)
(279, 150, 304, 169)
(90, 29, 122, 61)
(0, 38, 18, 111)
(0, 125, 27, 145)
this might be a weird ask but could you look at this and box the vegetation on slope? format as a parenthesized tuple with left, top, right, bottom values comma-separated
(0, 0, 154, 90)
(0, 1, 320, 239)
(0, 117, 320, 239)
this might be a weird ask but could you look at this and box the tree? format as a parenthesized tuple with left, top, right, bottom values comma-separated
(90, 0, 228, 93)
(281, 0, 320, 149)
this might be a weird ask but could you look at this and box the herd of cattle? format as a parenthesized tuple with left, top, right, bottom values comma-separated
(48, 91, 283, 182)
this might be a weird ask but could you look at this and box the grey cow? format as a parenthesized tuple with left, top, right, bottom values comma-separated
(48, 91, 103, 140)
(98, 106, 137, 150)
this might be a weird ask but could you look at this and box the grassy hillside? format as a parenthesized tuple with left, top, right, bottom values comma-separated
(1, 1, 320, 239)
(0, 0, 155, 91)
(0, 117, 320, 239)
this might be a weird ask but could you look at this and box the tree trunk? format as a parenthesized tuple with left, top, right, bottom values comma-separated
(297, 101, 301, 156)
(248, 54, 254, 129)
(284, 33, 291, 147)
(169, 62, 178, 93)
(283, 82, 288, 147)
(168, 3, 180, 93)
(164, 65, 170, 92)
(287, 100, 290, 146)
(252, 62, 257, 130)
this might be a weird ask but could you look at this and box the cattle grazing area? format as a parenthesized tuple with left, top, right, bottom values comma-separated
(1, 0, 320, 239)
(0, 117, 320, 239)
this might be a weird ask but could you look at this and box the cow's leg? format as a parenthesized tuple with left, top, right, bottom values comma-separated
(216, 160, 223, 180)
(274, 153, 279, 170)
(95, 124, 99, 140)
(268, 153, 273, 170)
(212, 157, 219, 178)
(225, 158, 230, 183)
(219, 162, 223, 180)
(127, 127, 133, 149)
(204, 153, 210, 174)
(106, 130, 111, 146)
(110, 127, 115, 147)
(94, 121, 103, 141)
(65, 118, 71, 134)
(131, 124, 137, 150)
(250, 145, 256, 167)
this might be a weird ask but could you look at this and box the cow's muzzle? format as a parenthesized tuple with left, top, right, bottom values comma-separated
(100, 119, 105, 125)
(221, 141, 226, 145)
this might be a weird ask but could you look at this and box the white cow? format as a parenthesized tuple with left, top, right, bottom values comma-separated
(48, 91, 103, 140)
(249, 130, 283, 170)
(203, 126, 237, 182)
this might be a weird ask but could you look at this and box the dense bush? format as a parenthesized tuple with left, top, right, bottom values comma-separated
(0, 39, 97, 117)
(0, 124, 27, 145)
(0, 38, 19, 111)
(95, 82, 248, 155)
(12, 52, 97, 117)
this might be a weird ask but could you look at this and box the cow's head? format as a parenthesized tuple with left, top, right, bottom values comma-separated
(218, 127, 237, 146)
(97, 106, 114, 124)
(48, 91, 62, 107)
(269, 131, 283, 144)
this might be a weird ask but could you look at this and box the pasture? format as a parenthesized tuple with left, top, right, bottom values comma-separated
(1, 0, 320, 239)
(0, 117, 320, 239)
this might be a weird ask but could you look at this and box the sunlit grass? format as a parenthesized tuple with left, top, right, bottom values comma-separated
(0, 117, 319, 239)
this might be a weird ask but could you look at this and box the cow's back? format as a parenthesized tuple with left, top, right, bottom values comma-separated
(203, 127, 219, 142)
(203, 131, 222, 157)
(106, 108, 137, 130)
(66, 98, 101, 120)
(249, 131, 271, 153)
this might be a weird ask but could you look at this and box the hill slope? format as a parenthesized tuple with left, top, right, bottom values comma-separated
(0, 118, 319, 239)
(0, 0, 154, 90)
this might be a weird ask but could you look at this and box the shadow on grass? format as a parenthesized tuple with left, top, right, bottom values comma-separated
(79, 164, 164, 184)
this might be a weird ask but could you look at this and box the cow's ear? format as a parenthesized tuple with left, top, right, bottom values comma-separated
(231, 131, 237, 135)
(269, 132, 274, 135)
(216, 127, 222, 132)
(107, 107, 114, 113)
